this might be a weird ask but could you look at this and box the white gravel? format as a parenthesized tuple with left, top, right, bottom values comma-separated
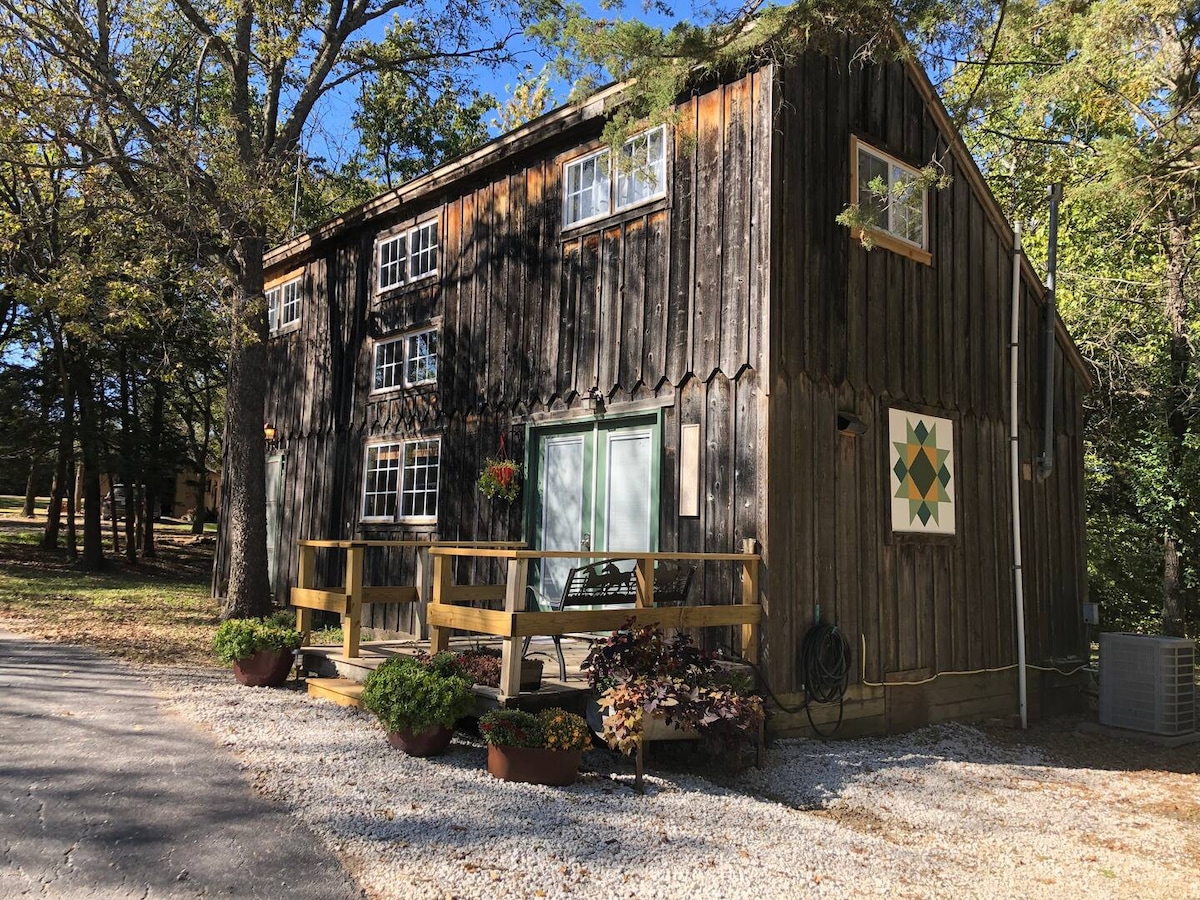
(151, 666, 1200, 900)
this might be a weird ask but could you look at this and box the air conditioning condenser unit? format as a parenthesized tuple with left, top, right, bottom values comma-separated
(1099, 633, 1195, 736)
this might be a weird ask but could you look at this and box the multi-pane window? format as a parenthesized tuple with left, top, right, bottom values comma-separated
(564, 150, 611, 227)
(361, 442, 403, 521)
(563, 125, 669, 228)
(372, 328, 438, 393)
(266, 275, 302, 333)
(377, 219, 438, 292)
(855, 141, 926, 248)
(400, 439, 440, 520)
(360, 438, 440, 522)
(616, 125, 667, 210)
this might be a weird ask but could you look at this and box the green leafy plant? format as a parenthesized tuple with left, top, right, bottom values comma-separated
(212, 616, 302, 664)
(360, 654, 474, 735)
(477, 458, 521, 502)
(583, 620, 765, 756)
(479, 709, 543, 747)
(479, 707, 590, 751)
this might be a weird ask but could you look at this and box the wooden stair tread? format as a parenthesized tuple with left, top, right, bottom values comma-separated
(306, 677, 364, 707)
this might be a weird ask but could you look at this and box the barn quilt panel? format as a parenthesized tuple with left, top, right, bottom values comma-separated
(889, 409, 956, 535)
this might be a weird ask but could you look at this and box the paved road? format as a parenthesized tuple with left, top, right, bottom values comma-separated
(0, 630, 363, 899)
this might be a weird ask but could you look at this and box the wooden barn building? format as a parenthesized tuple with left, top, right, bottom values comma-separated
(216, 44, 1092, 736)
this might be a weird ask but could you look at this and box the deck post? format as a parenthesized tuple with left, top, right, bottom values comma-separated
(634, 557, 655, 608)
(295, 544, 316, 642)
(428, 552, 451, 654)
(343, 542, 366, 659)
(413, 546, 431, 640)
(498, 557, 527, 700)
(741, 538, 759, 666)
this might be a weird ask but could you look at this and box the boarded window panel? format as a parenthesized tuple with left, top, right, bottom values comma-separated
(605, 431, 652, 551)
(679, 423, 701, 517)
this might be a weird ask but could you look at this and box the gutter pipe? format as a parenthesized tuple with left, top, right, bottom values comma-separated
(1010, 224, 1028, 730)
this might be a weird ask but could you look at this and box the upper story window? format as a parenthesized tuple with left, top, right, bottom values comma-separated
(852, 138, 929, 259)
(377, 218, 439, 293)
(372, 327, 438, 393)
(563, 124, 668, 229)
(360, 437, 440, 523)
(266, 274, 303, 334)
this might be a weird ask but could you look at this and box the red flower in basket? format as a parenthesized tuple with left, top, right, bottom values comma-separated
(478, 458, 522, 502)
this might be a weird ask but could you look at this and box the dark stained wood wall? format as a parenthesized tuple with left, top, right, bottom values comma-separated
(233, 68, 776, 641)
(763, 48, 1089, 697)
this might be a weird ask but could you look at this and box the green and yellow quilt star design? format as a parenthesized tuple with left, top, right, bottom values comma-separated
(889, 409, 955, 535)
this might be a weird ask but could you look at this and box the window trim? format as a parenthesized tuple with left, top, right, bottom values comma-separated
(364, 434, 446, 525)
(266, 271, 304, 336)
(370, 325, 439, 396)
(359, 436, 441, 524)
(849, 136, 933, 266)
(375, 216, 440, 296)
(561, 124, 669, 231)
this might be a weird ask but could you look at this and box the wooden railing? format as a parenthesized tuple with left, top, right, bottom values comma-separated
(290, 540, 525, 658)
(426, 545, 762, 699)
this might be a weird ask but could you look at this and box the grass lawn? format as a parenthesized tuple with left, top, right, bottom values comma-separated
(0, 495, 222, 665)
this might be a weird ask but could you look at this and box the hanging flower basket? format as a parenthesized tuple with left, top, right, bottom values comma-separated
(478, 458, 522, 503)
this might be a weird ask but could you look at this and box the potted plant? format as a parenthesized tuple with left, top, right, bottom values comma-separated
(478, 458, 521, 502)
(212, 613, 302, 687)
(418, 646, 544, 691)
(360, 653, 475, 757)
(479, 707, 591, 786)
(582, 621, 765, 756)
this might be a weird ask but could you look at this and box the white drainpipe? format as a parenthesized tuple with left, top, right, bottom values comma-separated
(1010, 224, 1029, 729)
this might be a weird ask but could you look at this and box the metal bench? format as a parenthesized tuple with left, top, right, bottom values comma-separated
(523, 558, 696, 679)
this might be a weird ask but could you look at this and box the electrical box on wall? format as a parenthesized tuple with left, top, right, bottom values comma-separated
(1081, 602, 1099, 625)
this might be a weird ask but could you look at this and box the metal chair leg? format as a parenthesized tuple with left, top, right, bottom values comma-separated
(521, 635, 531, 658)
(553, 636, 566, 680)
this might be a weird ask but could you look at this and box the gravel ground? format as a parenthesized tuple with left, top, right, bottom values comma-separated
(152, 666, 1200, 900)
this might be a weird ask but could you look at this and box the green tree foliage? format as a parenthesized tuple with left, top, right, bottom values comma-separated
(940, 0, 1200, 636)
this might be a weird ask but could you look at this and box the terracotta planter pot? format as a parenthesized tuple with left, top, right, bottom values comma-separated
(232, 648, 295, 687)
(486, 745, 582, 786)
(387, 725, 454, 757)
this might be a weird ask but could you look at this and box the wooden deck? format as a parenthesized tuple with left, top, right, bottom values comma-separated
(300, 636, 594, 713)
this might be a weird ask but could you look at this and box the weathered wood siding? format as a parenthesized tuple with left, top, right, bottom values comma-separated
(231, 69, 775, 642)
(764, 49, 1088, 709)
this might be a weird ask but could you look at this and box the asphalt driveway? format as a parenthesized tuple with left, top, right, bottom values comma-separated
(0, 629, 363, 899)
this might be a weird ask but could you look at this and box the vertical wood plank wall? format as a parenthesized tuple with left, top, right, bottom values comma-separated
(765, 49, 1088, 699)
(228, 70, 775, 644)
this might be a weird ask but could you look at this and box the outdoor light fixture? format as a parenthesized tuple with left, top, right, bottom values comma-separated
(583, 386, 606, 413)
(263, 423, 277, 441)
(837, 412, 868, 436)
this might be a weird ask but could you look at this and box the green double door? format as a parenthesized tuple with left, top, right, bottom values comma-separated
(529, 415, 661, 601)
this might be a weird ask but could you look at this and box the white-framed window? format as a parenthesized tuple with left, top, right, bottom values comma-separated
(360, 438, 440, 523)
(376, 218, 439, 293)
(266, 275, 303, 334)
(562, 124, 669, 228)
(372, 327, 439, 393)
(854, 140, 927, 249)
(616, 125, 667, 210)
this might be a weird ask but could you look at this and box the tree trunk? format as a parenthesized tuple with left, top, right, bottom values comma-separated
(143, 378, 165, 558)
(119, 359, 138, 564)
(41, 385, 74, 550)
(219, 233, 272, 618)
(21, 456, 37, 518)
(191, 471, 207, 535)
(75, 353, 105, 572)
(1162, 213, 1190, 637)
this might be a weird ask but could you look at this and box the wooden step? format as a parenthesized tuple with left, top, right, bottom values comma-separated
(306, 677, 364, 708)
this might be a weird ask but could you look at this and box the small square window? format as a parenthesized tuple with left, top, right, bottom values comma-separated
(616, 125, 667, 210)
(400, 439, 439, 521)
(564, 150, 611, 227)
(855, 141, 928, 250)
(361, 442, 403, 521)
(267, 275, 302, 334)
(377, 219, 438, 292)
(378, 234, 406, 292)
(408, 221, 438, 281)
(372, 327, 438, 393)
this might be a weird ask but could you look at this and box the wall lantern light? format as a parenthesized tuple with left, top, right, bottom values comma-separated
(263, 423, 277, 441)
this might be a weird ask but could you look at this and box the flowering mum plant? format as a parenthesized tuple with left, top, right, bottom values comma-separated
(479, 707, 590, 751)
(478, 458, 521, 502)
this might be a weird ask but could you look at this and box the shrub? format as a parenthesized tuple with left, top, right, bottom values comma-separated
(583, 620, 765, 755)
(479, 709, 543, 747)
(538, 708, 592, 752)
(213, 616, 302, 664)
(361, 654, 474, 735)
